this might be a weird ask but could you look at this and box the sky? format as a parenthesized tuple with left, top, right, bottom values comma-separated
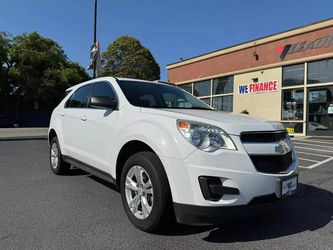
(1, 0, 332, 80)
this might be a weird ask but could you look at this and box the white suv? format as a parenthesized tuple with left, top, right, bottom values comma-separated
(49, 77, 298, 232)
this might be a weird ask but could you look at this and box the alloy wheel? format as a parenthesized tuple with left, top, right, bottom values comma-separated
(50, 142, 59, 169)
(125, 165, 154, 219)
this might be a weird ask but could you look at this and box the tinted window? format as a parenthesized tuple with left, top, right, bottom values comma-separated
(282, 64, 304, 87)
(90, 82, 117, 100)
(308, 86, 333, 136)
(308, 59, 333, 84)
(212, 96, 233, 112)
(162, 93, 192, 108)
(193, 80, 211, 97)
(281, 88, 304, 120)
(178, 84, 192, 94)
(67, 84, 93, 108)
(139, 94, 157, 107)
(213, 76, 233, 95)
(117, 80, 212, 110)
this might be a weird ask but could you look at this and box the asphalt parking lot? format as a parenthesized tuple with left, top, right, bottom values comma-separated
(293, 138, 333, 170)
(0, 139, 333, 249)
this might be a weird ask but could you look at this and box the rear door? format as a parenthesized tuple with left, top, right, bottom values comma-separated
(75, 81, 119, 173)
(61, 84, 93, 158)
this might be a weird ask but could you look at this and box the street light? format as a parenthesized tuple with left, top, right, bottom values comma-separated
(93, 0, 97, 78)
(88, 0, 101, 78)
(94, 0, 97, 46)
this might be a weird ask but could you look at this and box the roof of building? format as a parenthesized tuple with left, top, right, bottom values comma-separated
(166, 18, 333, 70)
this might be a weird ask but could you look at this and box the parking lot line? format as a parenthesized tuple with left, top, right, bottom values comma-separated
(294, 146, 333, 153)
(304, 157, 333, 169)
(299, 166, 311, 169)
(293, 141, 333, 149)
(293, 139, 333, 145)
(297, 157, 320, 163)
(296, 151, 332, 158)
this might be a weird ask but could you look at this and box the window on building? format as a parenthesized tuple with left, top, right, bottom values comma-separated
(213, 76, 233, 95)
(193, 80, 211, 97)
(200, 98, 211, 106)
(178, 83, 192, 94)
(281, 122, 304, 134)
(281, 88, 304, 120)
(308, 58, 333, 84)
(282, 64, 304, 87)
(212, 95, 233, 112)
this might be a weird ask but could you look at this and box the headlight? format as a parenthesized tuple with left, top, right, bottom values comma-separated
(177, 120, 236, 152)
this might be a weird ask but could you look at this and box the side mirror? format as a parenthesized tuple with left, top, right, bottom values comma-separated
(89, 96, 118, 110)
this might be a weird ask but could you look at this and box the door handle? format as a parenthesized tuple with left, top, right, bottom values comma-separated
(80, 115, 87, 121)
(61, 113, 65, 117)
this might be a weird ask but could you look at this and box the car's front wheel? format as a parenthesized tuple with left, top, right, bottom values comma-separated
(120, 151, 174, 232)
(49, 137, 70, 175)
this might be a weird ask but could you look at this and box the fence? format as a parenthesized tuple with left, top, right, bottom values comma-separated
(0, 95, 54, 127)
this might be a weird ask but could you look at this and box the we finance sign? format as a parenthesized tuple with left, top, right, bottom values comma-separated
(238, 80, 278, 95)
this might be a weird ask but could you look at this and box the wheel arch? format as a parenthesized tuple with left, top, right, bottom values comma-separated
(48, 129, 57, 146)
(115, 140, 156, 187)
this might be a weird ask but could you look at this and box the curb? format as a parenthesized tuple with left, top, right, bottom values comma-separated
(0, 128, 49, 141)
(0, 136, 48, 141)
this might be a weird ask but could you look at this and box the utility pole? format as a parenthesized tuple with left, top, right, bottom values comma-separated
(93, 0, 97, 78)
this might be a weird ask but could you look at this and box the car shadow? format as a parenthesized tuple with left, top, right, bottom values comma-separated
(87, 173, 333, 240)
(158, 183, 333, 238)
(63, 166, 89, 176)
(201, 183, 333, 243)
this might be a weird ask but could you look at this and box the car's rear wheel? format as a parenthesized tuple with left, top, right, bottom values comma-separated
(120, 151, 174, 232)
(49, 137, 70, 175)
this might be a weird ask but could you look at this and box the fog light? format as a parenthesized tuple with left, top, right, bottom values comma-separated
(198, 176, 240, 201)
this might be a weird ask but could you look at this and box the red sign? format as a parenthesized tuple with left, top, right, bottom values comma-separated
(277, 34, 333, 60)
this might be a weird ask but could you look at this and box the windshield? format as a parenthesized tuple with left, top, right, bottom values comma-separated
(117, 80, 213, 110)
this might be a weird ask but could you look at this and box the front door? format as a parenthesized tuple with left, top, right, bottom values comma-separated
(61, 84, 93, 158)
(307, 86, 333, 136)
(75, 81, 119, 173)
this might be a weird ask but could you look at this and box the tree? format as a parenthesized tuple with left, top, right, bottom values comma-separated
(7, 32, 89, 105)
(0, 32, 11, 95)
(40, 61, 90, 104)
(102, 36, 160, 81)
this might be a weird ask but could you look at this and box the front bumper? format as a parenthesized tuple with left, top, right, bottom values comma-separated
(173, 193, 279, 226)
(159, 135, 299, 224)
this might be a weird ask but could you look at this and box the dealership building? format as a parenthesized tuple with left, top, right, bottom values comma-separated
(167, 18, 333, 136)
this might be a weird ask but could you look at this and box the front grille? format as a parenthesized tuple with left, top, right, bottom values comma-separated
(241, 131, 287, 143)
(250, 151, 292, 174)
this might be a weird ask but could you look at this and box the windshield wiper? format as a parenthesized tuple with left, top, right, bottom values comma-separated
(188, 107, 214, 110)
(144, 106, 214, 110)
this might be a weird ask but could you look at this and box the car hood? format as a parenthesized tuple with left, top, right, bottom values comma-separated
(141, 108, 283, 135)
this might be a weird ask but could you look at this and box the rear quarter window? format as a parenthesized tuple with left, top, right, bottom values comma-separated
(65, 84, 93, 108)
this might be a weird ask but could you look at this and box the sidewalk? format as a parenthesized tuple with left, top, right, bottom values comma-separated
(0, 127, 48, 140)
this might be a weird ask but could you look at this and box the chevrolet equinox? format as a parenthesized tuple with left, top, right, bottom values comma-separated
(48, 77, 299, 232)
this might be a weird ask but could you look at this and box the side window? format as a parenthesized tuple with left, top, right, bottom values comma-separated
(89, 82, 117, 104)
(66, 84, 93, 108)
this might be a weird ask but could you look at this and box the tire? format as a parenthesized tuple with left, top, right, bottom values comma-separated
(49, 136, 71, 175)
(120, 151, 174, 233)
